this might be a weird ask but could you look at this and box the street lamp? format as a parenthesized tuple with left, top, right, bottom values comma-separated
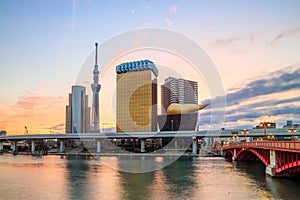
(288, 128, 297, 141)
(233, 134, 238, 143)
(171, 120, 174, 131)
(241, 129, 249, 142)
(267, 133, 274, 140)
(260, 122, 271, 140)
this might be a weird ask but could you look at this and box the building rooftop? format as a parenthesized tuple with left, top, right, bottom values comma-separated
(116, 60, 158, 77)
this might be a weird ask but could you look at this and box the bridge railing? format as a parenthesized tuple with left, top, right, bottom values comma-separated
(224, 141, 300, 150)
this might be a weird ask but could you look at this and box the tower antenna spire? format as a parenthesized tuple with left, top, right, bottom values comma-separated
(95, 42, 98, 66)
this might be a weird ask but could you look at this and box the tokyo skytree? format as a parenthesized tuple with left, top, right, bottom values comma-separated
(91, 43, 101, 132)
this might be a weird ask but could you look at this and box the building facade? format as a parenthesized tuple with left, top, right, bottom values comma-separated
(161, 77, 198, 114)
(116, 60, 158, 132)
(159, 77, 199, 132)
(283, 121, 300, 129)
(66, 85, 90, 133)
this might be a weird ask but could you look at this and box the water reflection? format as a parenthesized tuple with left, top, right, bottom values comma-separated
(0, 155, 69, 199)
(162, 157, 197, 199)
(65, 156, 124, 200)
(118, 157, 197, 200)
(100, 155, 179, 173)
(1, 155, 300, 200)
(65, 156, 91, 199)
(120, 171, 154, 199)
(236, 161, 300, 200)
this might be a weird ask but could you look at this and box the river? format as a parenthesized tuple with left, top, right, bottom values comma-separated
(0, 154, 300, 200)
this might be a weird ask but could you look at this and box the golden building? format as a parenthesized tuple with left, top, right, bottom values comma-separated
(116, 60, 158, 132)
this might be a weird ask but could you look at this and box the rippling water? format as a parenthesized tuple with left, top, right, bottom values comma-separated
(1, 154, 300, 200)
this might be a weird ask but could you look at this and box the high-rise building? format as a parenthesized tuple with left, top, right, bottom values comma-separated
(91, 43, 101, 132)
(158, 77, 199, 132)
(66, 85, 90, 133)
(161, 77, 198, 114)
(116, 60, 158, 132)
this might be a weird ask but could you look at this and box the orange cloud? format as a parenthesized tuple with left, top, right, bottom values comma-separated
(11, 95, 66, 115)
(1, 94, 67, 135)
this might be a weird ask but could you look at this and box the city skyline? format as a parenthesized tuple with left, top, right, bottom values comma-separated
(1, 1, 300, 134)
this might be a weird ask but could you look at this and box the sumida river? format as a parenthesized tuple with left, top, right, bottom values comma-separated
(1, 154, 300, 200)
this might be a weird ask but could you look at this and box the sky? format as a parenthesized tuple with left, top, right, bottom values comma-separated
(0, 0, 300, 134)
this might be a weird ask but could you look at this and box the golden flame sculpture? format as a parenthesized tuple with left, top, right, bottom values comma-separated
(167, 103, 209, 115)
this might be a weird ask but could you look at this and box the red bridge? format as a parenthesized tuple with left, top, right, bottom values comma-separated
(223, 141, 300, 177)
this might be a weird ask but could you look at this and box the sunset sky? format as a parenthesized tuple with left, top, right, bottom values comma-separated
(1, 0, 300, 134)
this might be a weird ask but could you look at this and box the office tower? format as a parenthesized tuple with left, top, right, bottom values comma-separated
(91, 43, 101, 132)
(161, 77, 198, 114)
(116, 60, 158, 132)
(65, 85, 90, 133)
(158, 77, 199, 132)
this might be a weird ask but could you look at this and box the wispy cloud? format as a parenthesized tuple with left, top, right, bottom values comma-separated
(12, 95, 65, 112)
(199, 65, 300, 129)
(165, 18, 174, 27)
(70, 0, 78, 28)
(203, 66, 300, 107)
(271, 27, 300, 44)
(50, 123, 65, 131)
(169, 5, 177, 15)
(209, 33, 259, 47)
(38, 123, 65, 133)
(2, 93, 66, 134)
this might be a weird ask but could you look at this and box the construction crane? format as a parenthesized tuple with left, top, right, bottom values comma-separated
(24, 126, 28, 134)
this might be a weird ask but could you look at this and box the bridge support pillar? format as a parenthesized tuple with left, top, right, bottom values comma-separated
(60, 141, 64, 153)
(97, 140, 101, 153)
(31, 141, 35, 154)
(12, 141, 17, 153)
(232, 149, 237, 161)
(266, 150, 276, 176)
(140, 139, 145, 153)
(192, 137, 197, 155)
(0, 141, 3, 151)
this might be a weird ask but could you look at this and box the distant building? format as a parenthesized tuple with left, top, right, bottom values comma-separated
(253, 122, 276, 129)
(161, 77, 198, 114)
(66, 85, 91, 133)
(0, 131, 6, 137)
(158, 77, 199, 131)
(116, 60, 158, 132)
(283, 121, 300, 129)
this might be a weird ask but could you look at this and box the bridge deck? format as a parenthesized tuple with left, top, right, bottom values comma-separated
(224, 141, 300, 152)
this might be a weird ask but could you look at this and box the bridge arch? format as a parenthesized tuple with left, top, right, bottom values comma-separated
(224, 149, 234, 157)
(235, 149, 269, 166)
(275, 160, 300, 175)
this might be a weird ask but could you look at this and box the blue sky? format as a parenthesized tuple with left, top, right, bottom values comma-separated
(0, 0, 300, 133)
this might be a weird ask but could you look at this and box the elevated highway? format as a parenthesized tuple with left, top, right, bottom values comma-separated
(0, 128, 298, 156)
(0, 128, 298, 141)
